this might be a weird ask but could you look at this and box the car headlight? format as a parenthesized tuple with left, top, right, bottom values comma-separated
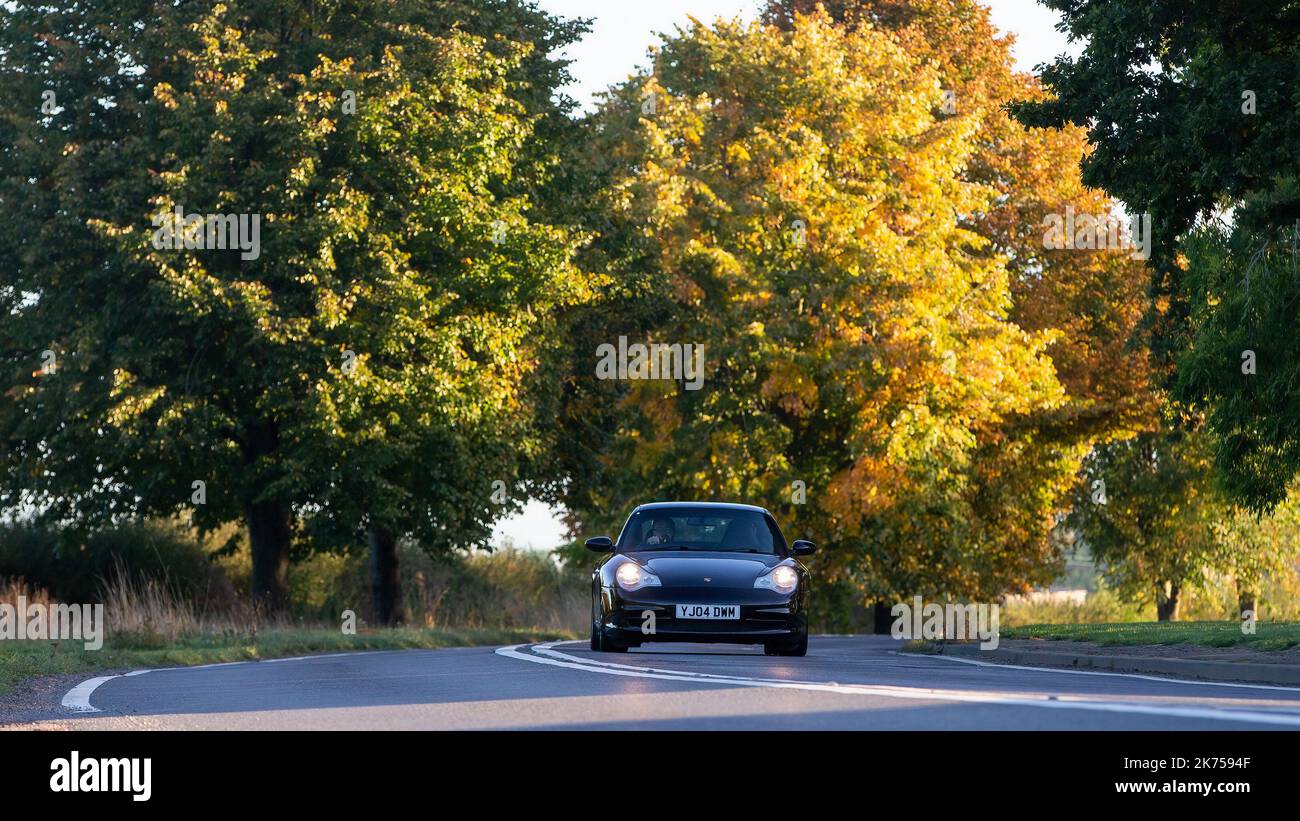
(615, 560, 662, 592)
(755, 564, 799, 594)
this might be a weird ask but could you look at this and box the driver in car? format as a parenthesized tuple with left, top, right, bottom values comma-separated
(644, 517, 675, 545)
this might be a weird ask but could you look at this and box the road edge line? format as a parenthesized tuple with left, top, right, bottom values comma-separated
(496, 643, 1300, 727)
(905, 648, 1300, 693)
(61, 674, 132, 713)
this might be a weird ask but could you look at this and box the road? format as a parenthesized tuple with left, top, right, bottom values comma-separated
(18, 636, 1300, 730)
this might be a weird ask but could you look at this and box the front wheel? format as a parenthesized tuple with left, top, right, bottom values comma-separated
(590, 594, 629, 653)
(765, 631, 808, 657)
(590, 595, 604, 651)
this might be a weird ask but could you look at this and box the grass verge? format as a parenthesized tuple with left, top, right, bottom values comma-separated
(0, 626, 575, 696)
(1000, 621, 1300, 651)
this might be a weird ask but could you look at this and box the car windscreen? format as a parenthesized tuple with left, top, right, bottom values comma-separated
(618, 508, 784, 555)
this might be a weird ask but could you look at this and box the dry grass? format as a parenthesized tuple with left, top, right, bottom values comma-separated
(286, 546, 588, 633)
(405, 549, 587, 632)
(0, 568, 577, 695)
(0, 577, 52, 611)
(100, 568, 288, 647)
(5, 545, 587, 647)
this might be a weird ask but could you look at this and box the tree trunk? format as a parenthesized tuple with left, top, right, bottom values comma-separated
(369, 527, 404, 626)
(1236, 578, 1258, 620)
(871, 601, 895, 635)
(246, 498, 291, 611)
(1155, 580, 1181, 621)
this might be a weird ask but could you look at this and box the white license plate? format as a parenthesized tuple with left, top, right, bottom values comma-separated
(676, 604, 740, 620)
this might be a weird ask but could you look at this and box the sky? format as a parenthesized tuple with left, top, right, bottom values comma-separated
(542, 0, 1080, 111)
(491, 0, 1080, 551)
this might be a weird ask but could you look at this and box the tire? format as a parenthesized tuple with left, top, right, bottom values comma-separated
(784, 631, 809, 657)
(591, 593, 628, 652)
(590, 595, 604, 651)
(767, 630, 808, 657)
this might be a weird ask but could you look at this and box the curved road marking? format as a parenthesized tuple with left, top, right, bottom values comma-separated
(538, 640, 1300, 694)
(532, 641, 851, 684)
(59, 649, 422, 713)
(63, 661, 263, 712)
(61, 676, 120, 712)
(497, 642, 1300, 728)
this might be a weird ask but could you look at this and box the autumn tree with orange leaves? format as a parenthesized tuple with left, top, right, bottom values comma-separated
(547, 1, 1156, 620)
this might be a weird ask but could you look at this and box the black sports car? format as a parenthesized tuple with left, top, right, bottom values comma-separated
(586, 502, 814, 656)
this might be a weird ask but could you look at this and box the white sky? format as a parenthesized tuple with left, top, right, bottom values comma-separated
(492, 0, 1079, 550)
(543, 0, 1080, 111)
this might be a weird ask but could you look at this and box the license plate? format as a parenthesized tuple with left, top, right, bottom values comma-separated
(676, 604, 740, 620)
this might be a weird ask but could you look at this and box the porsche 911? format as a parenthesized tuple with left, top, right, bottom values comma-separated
(586, 502, 814, 656)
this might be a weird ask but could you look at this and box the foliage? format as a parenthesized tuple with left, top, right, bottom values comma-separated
(1011, 0, 1300, 263)
(549, 2, 1156, 607)
(0, 1, 592, 605)
(1210, 491, 1300, 608)
(1000, 584, 1149, 627)
(1173, 222, 1300, 510)
(1066, 427, 1230, 619)
(0, 519, 228, 606)
(291, 543, 586, 630)
(1011, 0, 1300, 511)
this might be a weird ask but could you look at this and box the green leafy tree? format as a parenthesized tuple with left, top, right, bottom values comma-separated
(1011, 0, 1300, 512)
(1011, 0, 1300, 262)
(1171, 221, 1300, 511)
(1067, 428, 1227, 621)
(0, 0, 591, 617)
(1213, 489, 1300, 619)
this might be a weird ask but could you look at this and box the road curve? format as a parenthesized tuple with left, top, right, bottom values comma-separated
(21, 636, 1300, 730)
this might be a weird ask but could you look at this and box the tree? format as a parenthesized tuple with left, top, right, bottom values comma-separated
(550, 8, 1077, 604)
(785, 0, 1159, 601)
(1011, 0, 1300, 511)
(548, 1, 1156, 612)
(1066, 427, 1227, 621)
(1213, 489, 1300, 620)
(0, 0, 591, 617)
(1170, 220, 1300, 512)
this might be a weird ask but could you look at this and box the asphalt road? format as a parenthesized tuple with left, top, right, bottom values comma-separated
(17, 635, 1300, 730)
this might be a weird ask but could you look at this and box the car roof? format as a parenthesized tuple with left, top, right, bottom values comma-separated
(632, 501, 771, 515)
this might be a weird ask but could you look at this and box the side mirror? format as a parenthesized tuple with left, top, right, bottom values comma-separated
(791, 539, 816, 556)
(585, 536, 614, 553)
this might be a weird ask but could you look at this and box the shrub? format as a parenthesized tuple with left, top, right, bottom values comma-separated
(288, 543, 587, 631)
(0, 519, 232, 607)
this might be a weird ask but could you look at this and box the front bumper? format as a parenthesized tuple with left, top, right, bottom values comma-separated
(601, 585, 806, 644)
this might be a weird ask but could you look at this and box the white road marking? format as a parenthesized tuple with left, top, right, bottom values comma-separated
(496, 642, 1300, 728)
(532, 641, 830, 683)
(58, 649, 412, 713)
(906, 649, 1300, 693)
(264, 652, 378, 664)
(61, 676, 120, 713)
